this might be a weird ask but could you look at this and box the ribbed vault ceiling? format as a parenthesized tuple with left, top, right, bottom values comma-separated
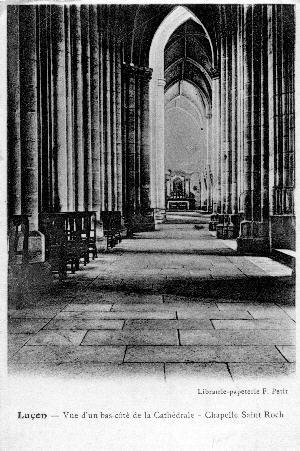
(164, 20, 212, 102)
(164, 20, 212, 174)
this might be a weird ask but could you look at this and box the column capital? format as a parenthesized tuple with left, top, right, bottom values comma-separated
(210, 68, 220, 79)
(157, 78, 166, 87)
(122, 62, 138, 77)
(139, 67, 153, 82)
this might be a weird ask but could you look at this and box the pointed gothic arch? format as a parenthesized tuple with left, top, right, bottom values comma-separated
(149, 6, 214, 220)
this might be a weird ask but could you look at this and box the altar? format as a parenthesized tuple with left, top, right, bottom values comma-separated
(165, 170, 196, 211)
(167, 200, 189, 211)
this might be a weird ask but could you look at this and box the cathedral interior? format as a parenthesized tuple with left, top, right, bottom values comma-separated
(7, 4, 296, 380)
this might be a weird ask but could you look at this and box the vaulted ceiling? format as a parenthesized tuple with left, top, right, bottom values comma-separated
(164, 20, 212, 104)
(164, 19, 213, 174)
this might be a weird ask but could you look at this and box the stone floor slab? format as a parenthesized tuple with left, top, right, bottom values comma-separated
(217, 302, 295, 320)
(44, 319, 124, 330)
(7, 220, 296, 379)
(277, 305, 296, 321)
(10, 345, 126, 364)
(26, 330, 87, 346)
(55, 310, 176, 320)
(276, 345, 296, 362)
(163, 295, 212, 304)
(112, 303, 220, 313)
(179, 329, 295, 346)
(111, 303, 176, 312)
(8, 307, 63, 319)
(63, 304, 112, 312)
(165, 363, 231, 380)
(123, 319, 213, 330)
(217, 302, 275, 312)
(81, 330, 179, 346)
(228, 363, 296, 380)
(8, 334, 32, 356)
(8, 319, 50, 334)
(8, 362, 165, 379)
(177, 310, 252, 319)
(212, 319, 295, 330)
(125, 345, 286, 363)
(97, 293, 164, 304)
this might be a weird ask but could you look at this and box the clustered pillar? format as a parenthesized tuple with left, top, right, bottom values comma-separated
(7, 4, 295, 256)
(8, 5, 156, 250)
(209, 4, 295, 253)
(122, 64, 154, 232)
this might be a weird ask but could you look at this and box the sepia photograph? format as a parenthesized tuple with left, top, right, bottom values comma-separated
(2, 1, 299, 449)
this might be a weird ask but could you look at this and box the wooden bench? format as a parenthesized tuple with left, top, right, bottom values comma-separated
(102, 211, 123, 249)
(39, 211, 97, 278)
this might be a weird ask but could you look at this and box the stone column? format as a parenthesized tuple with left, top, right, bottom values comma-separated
(8, 6, 21, 216)
(19, 6, 45, 261)
(225, 31, 232, 215)
(206, 113, 212, 211)
(105, 29, 112, 211)
(112, 39, 118, 211)
(237, 5, 254, 251)
(115, 46, 123, 213)
(38, 6, 51, 212)
(72, 6, 84, 211)
(229, 13, 240, 238)
(260, 5, 269, 223)
(20, 6, 39, 228)
(268, 5, 295, 250)
(98, 7, 105, 213)
(90, 5, 100, 214)
(231, 19, 238, 215)
(237, 5, 270, 254)
(121, 57, 128, 214)
(208, 71, 220, 231)
(242, 5, 252, 221)
(220, 32, 227, 216)
(65, 6, 74, 211)
(152, 77, 166, 222)
(81, 5, 93, 211)
(215, 76, 222, 214)
(125, 63, 136, 218)
(140, 67, 154, 231)
(89, 5, 102, 247)
(51, 6, 68, 212)
(237, 5, 244, 214)
(135, 71, 141, 212)
(251, 5, 262, 223)
(216, 29, 227, 237)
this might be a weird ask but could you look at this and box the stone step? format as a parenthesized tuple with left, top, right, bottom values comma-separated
(272, 248, 296, 272)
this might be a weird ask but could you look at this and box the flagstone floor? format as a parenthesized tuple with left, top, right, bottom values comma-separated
(8, 217, 296, 381)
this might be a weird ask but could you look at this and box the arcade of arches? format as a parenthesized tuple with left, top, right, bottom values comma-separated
(8, 4, 295, 256)
(7, 4, 296, 379)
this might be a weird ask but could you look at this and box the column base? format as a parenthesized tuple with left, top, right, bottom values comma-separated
(237, 221, 270, 255)
(270, 215, 295, 251)
(129, 211, 156, 233)
(95, 219, 105, 251)
(215, 214, 243, 239)
(28, 231, 45, 262)
(228, 214, 241, 239)
(154, 208, 166, 225)
(208, 214, 218, 231)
